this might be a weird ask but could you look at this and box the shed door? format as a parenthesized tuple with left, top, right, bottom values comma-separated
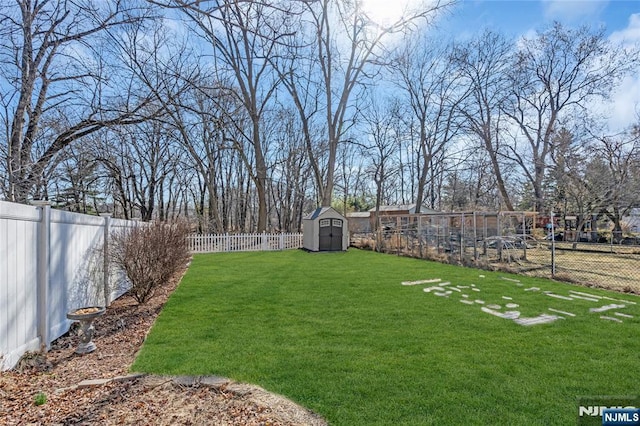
(319, 218, 343, 251)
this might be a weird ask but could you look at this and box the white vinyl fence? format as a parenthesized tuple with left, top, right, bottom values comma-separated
(0, 200, 137, 371)
(188, 232, 303, 253)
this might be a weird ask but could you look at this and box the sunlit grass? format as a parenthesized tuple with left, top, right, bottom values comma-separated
(133, 249, 640, 425)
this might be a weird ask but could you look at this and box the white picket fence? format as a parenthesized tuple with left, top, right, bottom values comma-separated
(188, 232, 303, 253)
(0, 200, 137, 371)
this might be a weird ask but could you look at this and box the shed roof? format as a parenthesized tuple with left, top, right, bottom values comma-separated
(346, 211, 370, 218)
(369, 204, 440, 214)
(305, 206, 344, 220)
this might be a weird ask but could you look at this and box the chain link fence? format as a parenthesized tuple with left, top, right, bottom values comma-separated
(350, 212, 640, 294)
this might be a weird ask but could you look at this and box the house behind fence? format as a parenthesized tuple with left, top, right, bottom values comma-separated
(0, 200, 137, 371)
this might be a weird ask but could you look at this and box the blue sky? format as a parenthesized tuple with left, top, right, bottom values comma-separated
(435, 0, 640, 130)
(443, 0, 639, 37)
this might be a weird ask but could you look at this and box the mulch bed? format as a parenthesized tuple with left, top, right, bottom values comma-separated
(0, 271, 326, 425)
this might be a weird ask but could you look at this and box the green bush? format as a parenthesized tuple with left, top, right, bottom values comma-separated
(111, 220, 191, 304)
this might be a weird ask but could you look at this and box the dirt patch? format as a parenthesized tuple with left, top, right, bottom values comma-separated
(0, 271, 326, 425)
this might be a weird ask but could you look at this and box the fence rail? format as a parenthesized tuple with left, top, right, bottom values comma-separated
(188, 232, 303, 253)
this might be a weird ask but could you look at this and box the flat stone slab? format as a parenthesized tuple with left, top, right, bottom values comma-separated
(226, 383, 254, 396)
(112, 373, 146, 383)
(600, 315, 623, 323)
(602, 296, 636, 305)
(514, 314, 561, 326)
(570, 295, 599, 302)
(570, 290, 602, 299)
(402, 278, 441, 286)
(200, 376, 231, 388)
(545, 293, 574, 301)
(78, 378, 112, 388)
(590, 304, 625, 313)
(54, 385, 79, 395)
(174, 376, 200, 386)
(548, 308, 575, 317)
(481, 307, 520, 320)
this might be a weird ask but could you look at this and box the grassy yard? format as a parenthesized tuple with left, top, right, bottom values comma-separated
(132, 249, 640, 425)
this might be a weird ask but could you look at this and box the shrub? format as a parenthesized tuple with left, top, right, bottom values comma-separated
(110, 220, 191, 304)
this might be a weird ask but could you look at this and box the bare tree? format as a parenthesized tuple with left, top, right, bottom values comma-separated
(361, 97, 401, 229)
(452, 30, 515, 210)
(548, 125, 640, 242)
(174, 0, 298, 232)
(589, 130, 640, 241)
(392, 36, 463, 212)
(502, 22, 638, 211)
(274, 0, 456, 208)
(334, 139, 370, 215)
(99, 121, 182, 221)
(0, 0, 159, 202)
(265, 106, 311, 231)
(46, 141, 103, 213)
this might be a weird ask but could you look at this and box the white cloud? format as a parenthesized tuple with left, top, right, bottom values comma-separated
(607, 13, 640, 130)
(607, 75, 640, 130)
(609, 13, 640, 46)
(541, 0, 608, 21)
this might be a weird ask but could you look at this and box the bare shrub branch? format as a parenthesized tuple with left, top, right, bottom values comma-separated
(110, 220, 191, 304)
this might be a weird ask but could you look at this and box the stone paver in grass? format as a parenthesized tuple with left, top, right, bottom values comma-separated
(569, 294, 600, 302)
(590, 304, 626, 313)
(481, 307, 521, 320)
(548, 308, 575, 317)
(570, 290, 603, 299)
(545, 292, 574, 301)
(402, 278, 441, 286)
(514, 314, 562, 326)
(602, 296, 636, 305)
(406, 274, 639, 326)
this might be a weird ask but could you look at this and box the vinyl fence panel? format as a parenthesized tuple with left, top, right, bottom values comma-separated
(0, 201, 137, 370)
(0, 202, 40, 371)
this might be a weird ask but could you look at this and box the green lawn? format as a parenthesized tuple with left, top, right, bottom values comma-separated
(132, 249, 640, 425)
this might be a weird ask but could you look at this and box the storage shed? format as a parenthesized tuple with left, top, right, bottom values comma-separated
(303, 207, 349, 252)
